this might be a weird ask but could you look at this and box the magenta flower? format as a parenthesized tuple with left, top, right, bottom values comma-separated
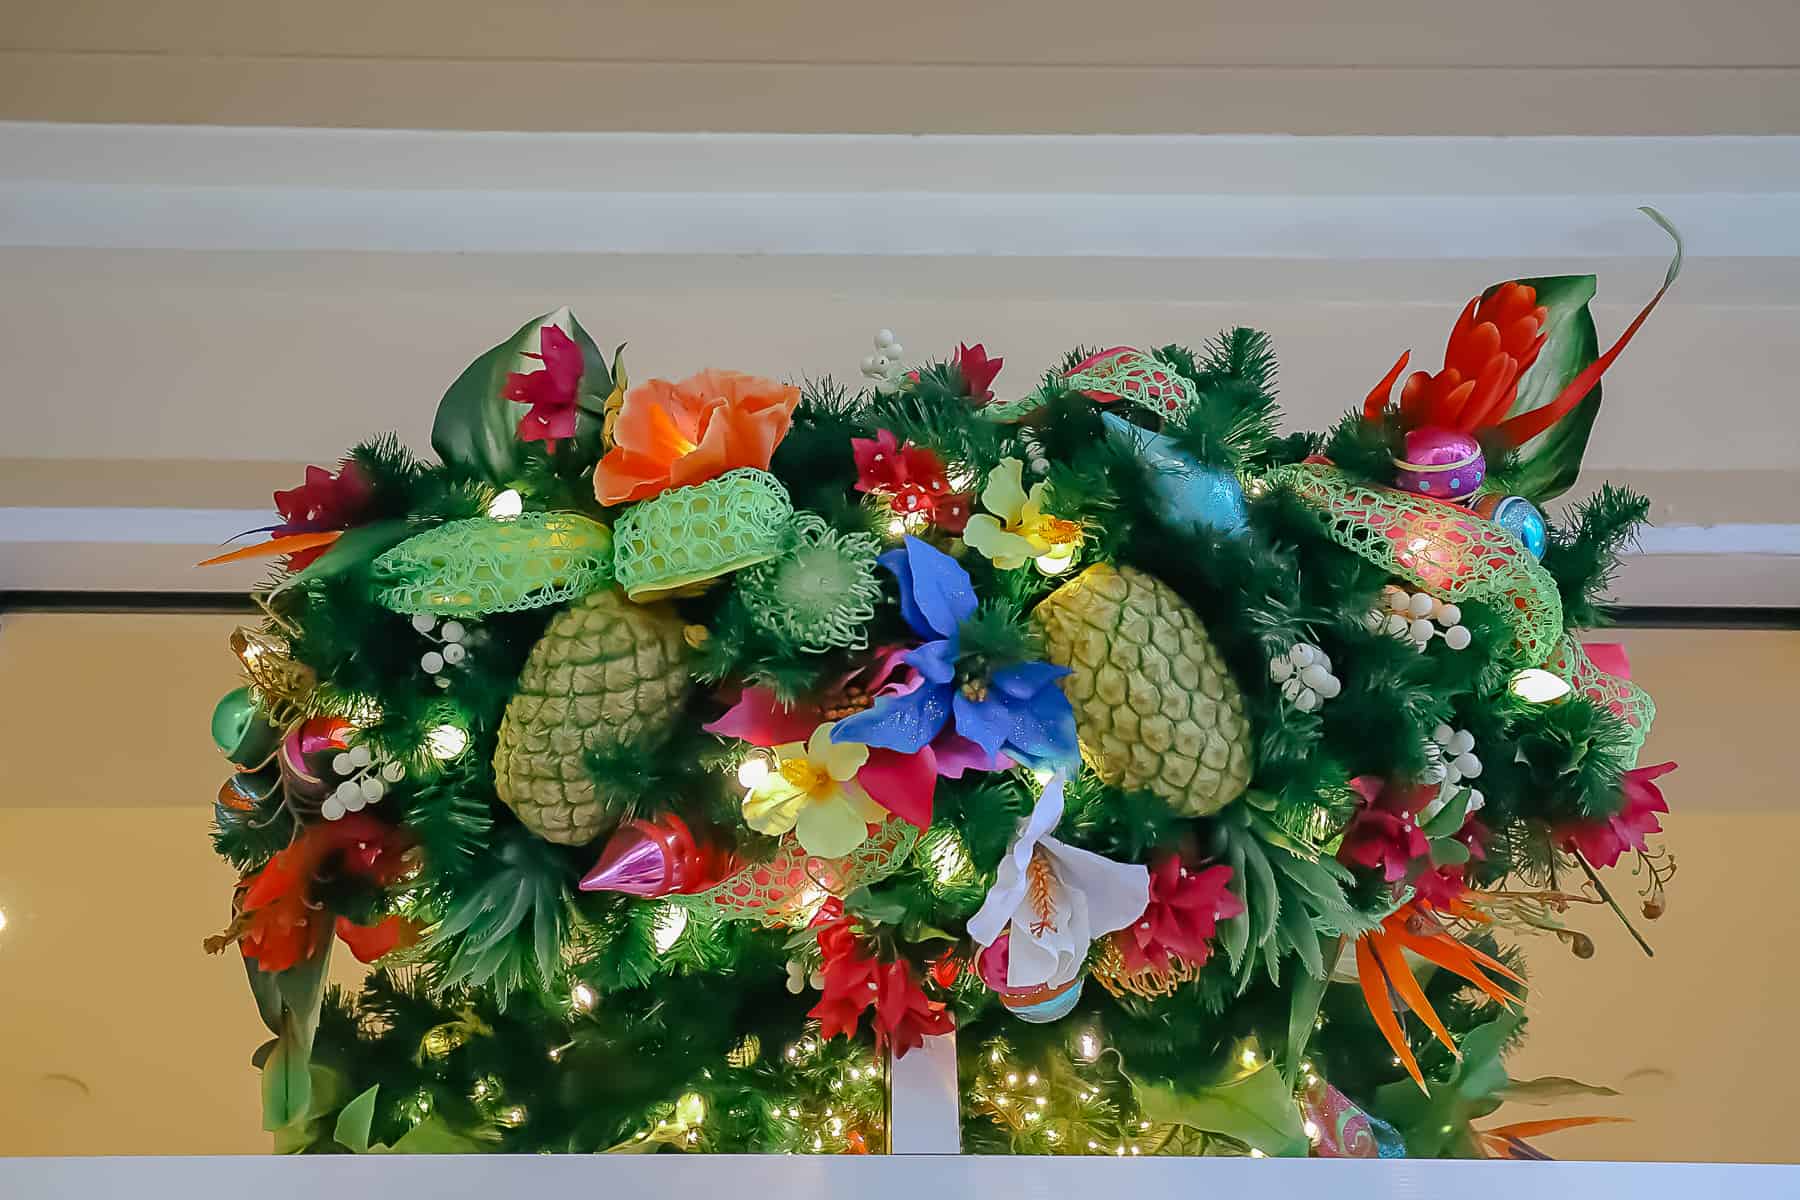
(1559, 761, 1676, 869)
(504, 325, 584, 448)
(1338, 776, 1433, 883)
(1115, 854, 1242, 976)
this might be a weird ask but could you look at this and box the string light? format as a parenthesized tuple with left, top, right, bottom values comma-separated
(1303, 1120, 1321, 1142)
(0, 909, 8, 934)
(486, 488, 524, 520)
(1074, 1031, 1101, 1063)
(651, 905, 689, 952)
(426, 723, 469, 760)
(1250, 1149, 1267, 1158)
(1510, 667, 1573, 704)
(497, 1105, 528, 1128)
(569, 982, 597, 1013)
(1034, 551, 1076, 576)
(1240, 1047, 1259, 1069)
(736, 752, 772, 789)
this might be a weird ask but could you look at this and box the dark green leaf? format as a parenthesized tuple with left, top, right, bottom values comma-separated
(1494, 274, 1599, 502)
(430, 310, 559, 483)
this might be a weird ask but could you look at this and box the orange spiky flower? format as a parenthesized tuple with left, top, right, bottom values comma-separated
(1354, 901, 1525, 1092)
(1475, 1116, 1631, 1159)
(1363, 282, 1549, 435)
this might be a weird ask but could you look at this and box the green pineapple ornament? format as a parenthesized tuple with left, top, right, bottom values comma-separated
(1033, 563, 1252, 815)
(493, 589, 691, 845)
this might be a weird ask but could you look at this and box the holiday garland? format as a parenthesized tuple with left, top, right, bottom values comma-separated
(205, 214, 1682, 1158)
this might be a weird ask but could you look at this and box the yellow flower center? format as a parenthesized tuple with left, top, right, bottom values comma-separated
(779, 758, 835, 800)
(1035, 516, 1083, 546)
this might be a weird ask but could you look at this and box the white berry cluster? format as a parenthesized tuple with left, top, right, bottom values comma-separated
(1420, 724, 1486, 822)
(413, 613, 472, 688)
(1365, 585, 1471, 652)
(860, 329, 907, 394)
(323, 742, 407, 821)
(785, 957, 826, 995)
(1269, 642, 1342, 712)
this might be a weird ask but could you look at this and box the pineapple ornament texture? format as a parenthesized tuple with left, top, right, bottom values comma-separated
(494, 589, 692, 845)
(1033, 563, 1252, 816)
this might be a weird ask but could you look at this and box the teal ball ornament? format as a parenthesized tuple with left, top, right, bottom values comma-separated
(1474, 493, 1548, 558)
(211, 686, 282, 768)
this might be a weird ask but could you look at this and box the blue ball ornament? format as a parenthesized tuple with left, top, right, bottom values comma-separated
(1474, 493, 1548, 558)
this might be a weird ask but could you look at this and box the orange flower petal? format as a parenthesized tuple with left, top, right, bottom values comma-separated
(595, 370, 799, 505)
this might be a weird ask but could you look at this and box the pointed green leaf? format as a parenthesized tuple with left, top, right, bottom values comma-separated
(269, 519, 412, 596)
(1500, 1075, 1621, 1106)
(1423, 787, 1475, 839)
(1429, 837, 1472, 866)
(334, 1085, 381, 1153)
(383, 1114, 494, 1154)
(1134, 1058, 1308, 1157)
(1490, 274, 1599, 502)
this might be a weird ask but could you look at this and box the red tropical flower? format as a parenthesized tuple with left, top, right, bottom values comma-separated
(955, 343, 1004, 404)
(851, 429, 971, 533)
(1558, 761, 1675, 869)
(809, 919, 953, 1057)
(1339, 777, 1434, 883)
(1364, 281, 1548, 435)
(504, 324, 585, 448)
(1115, 854, 1241, 976)
(271, 462, 373, 570)
(225, 814, 413, 973)
(334, 914, 421, 964)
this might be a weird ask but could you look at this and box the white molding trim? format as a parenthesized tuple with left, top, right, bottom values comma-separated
(2, 124, 1798, 259)
(2, 1151, 1795, 1200)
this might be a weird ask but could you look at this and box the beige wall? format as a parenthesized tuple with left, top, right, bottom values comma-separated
(4, 0, 1797, 133)
(0, 613, 1795, 1159)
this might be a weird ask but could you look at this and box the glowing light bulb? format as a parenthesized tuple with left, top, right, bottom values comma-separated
(1510, 668, 1573, 704)
(1075, 1031, 1101, 1063)
(1240, 1047, 1259, 1069)
(736, 753, 772, 789)
(1250, 1149, 1267, 1159)
(486, 488, 523, 520)
(1303, 1120, 1321, 1141)
(0, 909, 7, 934)
(652, 904, 689, 952)
(426, 724, 469, 759)
(570, 982, 597, 1012)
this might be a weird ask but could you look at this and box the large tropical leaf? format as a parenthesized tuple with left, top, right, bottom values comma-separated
(1134, 1048, 1309, 1157)
(1490, 274, 1599, 503)
(244, 939, 334, 1131)
(431, 307, 614, 483)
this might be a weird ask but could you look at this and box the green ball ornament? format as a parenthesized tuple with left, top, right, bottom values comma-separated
(612, 468, 794, 602)
(211, 686, 281, 768)
(373, 512, 614, 616)
(735, 514, 882, 653)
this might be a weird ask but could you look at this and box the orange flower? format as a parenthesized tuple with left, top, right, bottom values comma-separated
(594, 370, 800, 506)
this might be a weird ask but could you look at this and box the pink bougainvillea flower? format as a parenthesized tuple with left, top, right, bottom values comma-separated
(1338, 776, 1434, 883)
(1115, 853, 1241, 976)
(851, 428, 971, 534)
(593, 369, 800, 505)
(504, 324, 586, 448)
(1558, 761, 1676, 869)
(955, 343, 1004, 403)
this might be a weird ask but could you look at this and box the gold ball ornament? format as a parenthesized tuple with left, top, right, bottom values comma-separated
(493, 589, 692, 845)
(1032, 563, 1252, 816)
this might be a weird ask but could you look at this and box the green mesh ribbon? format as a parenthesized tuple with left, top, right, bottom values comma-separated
(735, 514, 882, 653)
(1063, 346, 1197, 421)
(1271, 463, 1563, 667)
(1546, 634, 1656, 765)
(671, 818, 919, 929)
(373, 513, 614, 616)
(613, 468, 794, 601)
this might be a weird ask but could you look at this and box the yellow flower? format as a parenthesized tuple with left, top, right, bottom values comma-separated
(742, 724, 886, 858)
(961, 458, 1082, 571)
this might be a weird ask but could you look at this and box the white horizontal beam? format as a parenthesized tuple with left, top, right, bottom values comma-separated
(2, 124, 1797, 259)
(3, 507, 1794, 604)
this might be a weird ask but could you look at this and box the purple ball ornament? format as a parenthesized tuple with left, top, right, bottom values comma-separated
(1392, 426, 1486, 502)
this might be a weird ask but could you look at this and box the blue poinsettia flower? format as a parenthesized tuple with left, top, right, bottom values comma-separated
(831, 537, 1079, 769)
